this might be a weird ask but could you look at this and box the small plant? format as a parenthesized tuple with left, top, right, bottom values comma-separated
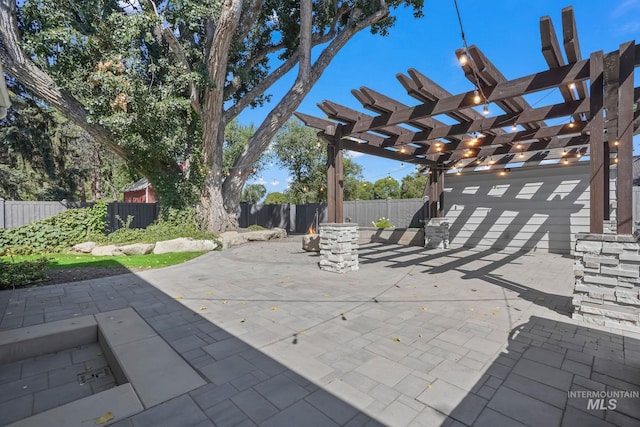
(247, 224, 266, 231)
(0, 257, 49, 289)
(372, 217, 394, 228)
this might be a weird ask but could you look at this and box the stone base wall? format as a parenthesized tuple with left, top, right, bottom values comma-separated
(425, 218, 449, 249)
(319, 223, 359, 273)
(573, 233, 640, 333)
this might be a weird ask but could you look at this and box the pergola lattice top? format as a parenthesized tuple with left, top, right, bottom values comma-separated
(295, 7, 639, 171)
(295, 6, 639, 235)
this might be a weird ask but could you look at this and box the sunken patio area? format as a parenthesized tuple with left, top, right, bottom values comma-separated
(0, 237, 639, 426)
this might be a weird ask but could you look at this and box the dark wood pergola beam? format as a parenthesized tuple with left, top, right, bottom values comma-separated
(562, 6, 588, 100)
(352, 87, 462, 143)
(540, 15, 578, 112)
(452, 135, 589, 169)
(317, 100, 415, 139)
(441, 122, 588, 160)
(350, 58, 594, 134)
(456, 45, 542, 130)
(412, 97, 589, 147)
(293, 112, 435, 166)
(400, 68, 497, 128)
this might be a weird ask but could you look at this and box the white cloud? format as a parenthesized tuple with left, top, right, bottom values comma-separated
(611, 0, 640, 18)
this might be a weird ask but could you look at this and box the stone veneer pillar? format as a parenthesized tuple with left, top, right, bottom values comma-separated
(319, 223, 359, 273)
(425, 218, 449, 249)
(573, 232, 640, 333)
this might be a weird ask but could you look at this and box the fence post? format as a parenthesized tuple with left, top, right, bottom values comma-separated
(0, 198, 4, 229)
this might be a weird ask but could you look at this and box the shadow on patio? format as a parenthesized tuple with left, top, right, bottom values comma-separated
(428, 316, 640, 426)
(0, 274, 378, 427)
(358, 243, 573, 317)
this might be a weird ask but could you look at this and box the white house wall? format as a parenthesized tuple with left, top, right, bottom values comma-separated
(443, 163, 598, 253)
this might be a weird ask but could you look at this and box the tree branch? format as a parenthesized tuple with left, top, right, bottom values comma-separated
(142, 0, 202, 117)
(298, 0, 312, 79)
(236, 0, 262, 43)
(222, 4, 390, 207)
(0, 0, 127, 160)
(223, 5, 342, 120)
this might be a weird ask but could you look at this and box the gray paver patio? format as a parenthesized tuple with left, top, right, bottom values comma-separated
(1, 237, 640, 426)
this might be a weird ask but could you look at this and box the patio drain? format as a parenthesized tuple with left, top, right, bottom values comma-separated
(78, 366, 112, 385)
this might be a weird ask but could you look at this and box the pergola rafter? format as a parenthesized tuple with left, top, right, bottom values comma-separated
(295, 6, 639, 231)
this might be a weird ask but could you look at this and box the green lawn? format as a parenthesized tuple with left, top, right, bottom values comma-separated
(2, 252, 205, 270)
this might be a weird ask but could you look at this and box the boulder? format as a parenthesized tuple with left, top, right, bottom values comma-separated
(119, 243, 155, 255)
(302, 234, 320, 252)
(219, 228, 288, 249)
(72, 241, 96, 253)
(153, 238, 218, 254)
(91, 245, 123, 256)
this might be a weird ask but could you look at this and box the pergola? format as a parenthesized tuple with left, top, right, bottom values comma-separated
(295, 6, 640, 235)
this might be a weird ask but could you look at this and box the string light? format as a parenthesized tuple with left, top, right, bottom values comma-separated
(568, 82, 576, 90)
(614, 140, 619, 146)
(512, 123, 518, 131)
(483, 104, 489, 116)
(568, 117, 575, 128)
(519, 152, 525, 158)
(563, 158, 569, 164)
(473, 90, 482, 104)
(516, 143, 522, 149)
(459, 53, 468, 65)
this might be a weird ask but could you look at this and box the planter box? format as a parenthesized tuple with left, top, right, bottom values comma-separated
(359, 227, 424, 246)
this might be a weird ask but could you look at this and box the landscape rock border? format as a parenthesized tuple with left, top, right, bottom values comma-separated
(71, 228, 287, 256)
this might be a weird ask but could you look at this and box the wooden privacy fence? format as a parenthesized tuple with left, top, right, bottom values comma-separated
(239, 198, 430, 233)
(0, 199, 159, 232)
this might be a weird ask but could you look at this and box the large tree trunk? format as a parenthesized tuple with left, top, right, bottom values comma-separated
(198, 0, 244, 233)
(200, 175, 238, 233)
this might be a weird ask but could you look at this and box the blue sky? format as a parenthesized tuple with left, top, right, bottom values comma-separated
(239, 0, 640, 194)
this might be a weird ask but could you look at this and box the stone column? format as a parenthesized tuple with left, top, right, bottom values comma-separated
(573, 233, 640, 333)
(425, 218, 449, 249)
(319, 223, 358, 273)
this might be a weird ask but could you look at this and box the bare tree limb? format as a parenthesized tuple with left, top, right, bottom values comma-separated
(223, 5, 344, 120)
(222, 4, 390, 209)
(298, 0, 312, 80)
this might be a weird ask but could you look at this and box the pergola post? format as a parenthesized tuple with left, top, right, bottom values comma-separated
(428, 169, 438, 218)
(589, 50, 605, 234)
(617, 41, 635, 234)
(437, 167, 445, 218)
(326, 138, 344, 223)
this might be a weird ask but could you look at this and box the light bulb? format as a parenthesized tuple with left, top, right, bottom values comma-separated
(459, 53, 468, 66)
(516, 143, 522, 149)
(563, 158, 569, 164)
(614, 140, 619, 146)
(483, 105, 489, 116)
(569, 82, 576, 90)
(473, 90, 481, 104)
(614, 158, 619, 163)
(512, 124, 518, 131)
(519, 152, 525, 158)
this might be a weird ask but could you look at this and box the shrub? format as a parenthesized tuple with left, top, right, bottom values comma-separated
(0, 203, 108, 255)
(372, 217, 394, 228)
(0, 258, 49, 289)
(93, 208, 221, 247)
(247, 224, 266, 231)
